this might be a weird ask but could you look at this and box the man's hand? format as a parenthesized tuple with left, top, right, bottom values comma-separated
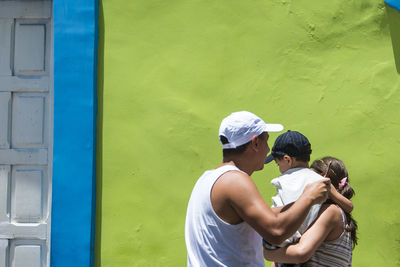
(302, 178, 330, 205)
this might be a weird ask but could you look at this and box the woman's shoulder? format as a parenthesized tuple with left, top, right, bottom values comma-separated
(319, 203, 343, 216)
(316, 203, 343, 227)
(318, 204, 345, 241)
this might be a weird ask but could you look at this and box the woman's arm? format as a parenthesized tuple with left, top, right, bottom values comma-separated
(328, 183, 353, 213)
(263, 204, 340, 263)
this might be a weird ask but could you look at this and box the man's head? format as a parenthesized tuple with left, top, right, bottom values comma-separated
(264, 130, 312, 173)
(218, 111, 283, 170)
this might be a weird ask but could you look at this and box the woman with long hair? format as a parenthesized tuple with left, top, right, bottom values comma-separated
(264, 156, 358, 266)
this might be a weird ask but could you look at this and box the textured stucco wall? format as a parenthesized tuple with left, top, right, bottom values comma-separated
(98, 1, 400, 266)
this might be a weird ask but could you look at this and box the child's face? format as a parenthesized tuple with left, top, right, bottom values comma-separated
(274, 156, 292, 173)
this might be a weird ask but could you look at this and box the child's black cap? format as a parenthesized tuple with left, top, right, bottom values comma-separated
(265, 130, 312, 164)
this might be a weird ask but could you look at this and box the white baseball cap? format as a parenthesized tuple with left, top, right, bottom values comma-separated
(218, 111, 284, 149)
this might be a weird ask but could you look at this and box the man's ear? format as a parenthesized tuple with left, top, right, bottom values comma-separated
(250, 135, 259, 150)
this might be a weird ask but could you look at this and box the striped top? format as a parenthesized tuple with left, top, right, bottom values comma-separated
(306, 206, 353, 267)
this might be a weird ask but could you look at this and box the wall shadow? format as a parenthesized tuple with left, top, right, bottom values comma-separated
(386, 3, 400, 74)
(95, 0, 104, 266)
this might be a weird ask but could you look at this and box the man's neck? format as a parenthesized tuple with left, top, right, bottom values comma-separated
(221, 157, 254, 176)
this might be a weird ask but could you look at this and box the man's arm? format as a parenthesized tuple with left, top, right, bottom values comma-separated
(263, 204, 339, 263)
(271, 202, 294, 214)
(223, 171, 330, 245)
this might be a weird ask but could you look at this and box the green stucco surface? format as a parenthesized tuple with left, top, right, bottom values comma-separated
(98, 1, 400, 266)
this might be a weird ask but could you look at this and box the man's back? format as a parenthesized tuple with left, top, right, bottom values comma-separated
(185, 165, 264, 267)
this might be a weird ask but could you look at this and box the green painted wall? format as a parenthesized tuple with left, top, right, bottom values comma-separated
(98, 0, 400, 266)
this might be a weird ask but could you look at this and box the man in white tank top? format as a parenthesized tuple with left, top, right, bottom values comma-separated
(185, 111, 331, 267)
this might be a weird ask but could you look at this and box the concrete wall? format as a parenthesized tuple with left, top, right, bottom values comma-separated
(98, 0, 400, 265)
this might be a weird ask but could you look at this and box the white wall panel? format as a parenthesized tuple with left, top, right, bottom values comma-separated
(0, 2, 52, 266)
(11, 240, 45, 267)
(11, 168, 45, 223)
(0, 166, 10, 223)
(0, 92, 11, 148)
(0, 239, 8, 267)
(12, 94, 47, 148)
(14, 22, 46, 74)
(0, 19, 12, 76)
(14, 245, 41, 267)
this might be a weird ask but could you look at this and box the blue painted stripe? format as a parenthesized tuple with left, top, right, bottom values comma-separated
(386, 0, 400, 11)
(51, 0, 98, 266)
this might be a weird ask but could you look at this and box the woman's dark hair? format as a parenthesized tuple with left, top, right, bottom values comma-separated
(311, 156, 358, 249)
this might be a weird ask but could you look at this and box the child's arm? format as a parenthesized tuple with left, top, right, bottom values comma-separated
(263, 204, 336, 263)
(328, 183, 353, 213)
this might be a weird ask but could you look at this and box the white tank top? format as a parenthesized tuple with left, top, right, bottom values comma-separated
(185, 165, 264, 267)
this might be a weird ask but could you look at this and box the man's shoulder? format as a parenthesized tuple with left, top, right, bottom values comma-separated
(219, 168, 250, 182)
(216, 169, 257, 196)
(201, 165, 243, 178)
(195, 165, 245, 186)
